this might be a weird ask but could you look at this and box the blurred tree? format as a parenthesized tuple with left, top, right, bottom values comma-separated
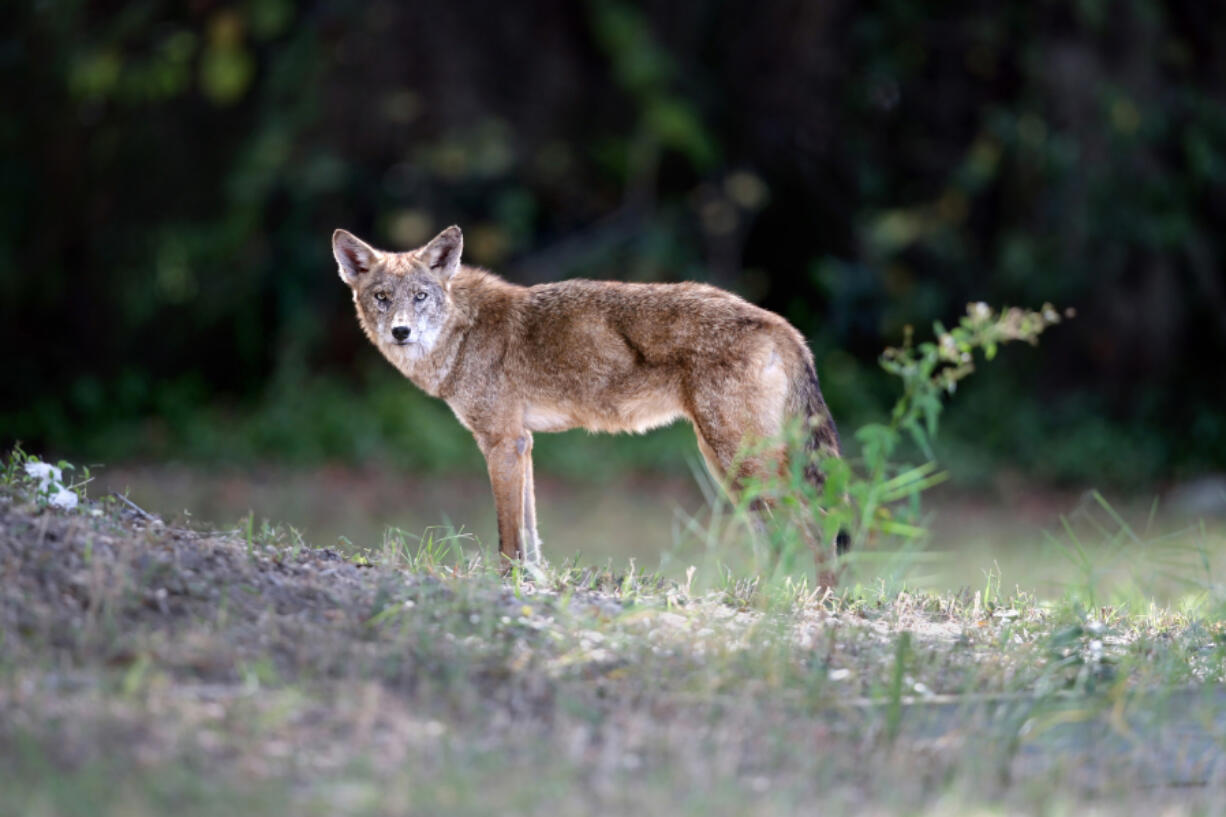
(1, 0, 1223, 483)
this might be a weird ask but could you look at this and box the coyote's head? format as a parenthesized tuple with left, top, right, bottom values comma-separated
(332, 226, 463, 362)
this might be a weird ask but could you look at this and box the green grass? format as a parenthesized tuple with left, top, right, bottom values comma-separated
(4, 453, 1226, 815)
(93, 460, 1225, 602)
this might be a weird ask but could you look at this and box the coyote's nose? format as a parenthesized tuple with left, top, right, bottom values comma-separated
(391, 326, 410, 342)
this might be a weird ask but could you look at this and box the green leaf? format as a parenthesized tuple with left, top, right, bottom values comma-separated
(877, 519, 928, 539)
(904, 420, 934, 460)
(200, 44, 255, 105)
(880, 467, 949, 503)
(920, 393, 941, 439)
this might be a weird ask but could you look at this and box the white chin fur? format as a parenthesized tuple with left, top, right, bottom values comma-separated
(388, 340, 423, 360)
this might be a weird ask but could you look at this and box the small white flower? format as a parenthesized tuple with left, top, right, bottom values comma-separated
(23, 462, 78, 510)
(939, 333, 958, 361)
(970, 302, 991, 321)
(24, 462, 63, 488)
(48, 487, 78, 511)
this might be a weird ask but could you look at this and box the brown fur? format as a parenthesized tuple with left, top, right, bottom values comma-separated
(333, 226, 843, 574)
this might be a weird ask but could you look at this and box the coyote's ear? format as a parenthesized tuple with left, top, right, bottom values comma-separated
(418, 225, 463, 282)
(332, 229, 381, 286)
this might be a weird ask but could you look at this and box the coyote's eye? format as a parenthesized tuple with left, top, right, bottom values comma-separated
(414, 291, 428, 302)
(374, 292, 389, 308)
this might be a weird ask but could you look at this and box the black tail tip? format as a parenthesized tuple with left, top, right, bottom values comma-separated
(835, 530, 851, 556)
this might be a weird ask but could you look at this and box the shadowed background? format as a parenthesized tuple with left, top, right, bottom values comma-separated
(3, 0, 1225, 570)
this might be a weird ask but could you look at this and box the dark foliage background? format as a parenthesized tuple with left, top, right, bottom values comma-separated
(3, 0, 1224, 486)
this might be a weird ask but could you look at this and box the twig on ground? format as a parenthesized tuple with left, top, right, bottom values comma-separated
(111, 492, 158, 521)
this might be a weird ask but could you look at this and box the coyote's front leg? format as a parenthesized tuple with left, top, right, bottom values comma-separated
(480, 432, 531, 568)
(521, 441, 542, 563)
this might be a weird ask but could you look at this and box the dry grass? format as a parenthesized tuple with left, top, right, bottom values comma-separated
(3, 465, 1226, 816)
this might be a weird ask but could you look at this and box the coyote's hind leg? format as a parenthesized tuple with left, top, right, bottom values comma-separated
(692, 417, 841, 589)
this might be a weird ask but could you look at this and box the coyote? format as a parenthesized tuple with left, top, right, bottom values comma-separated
(333, 226, 846, 576)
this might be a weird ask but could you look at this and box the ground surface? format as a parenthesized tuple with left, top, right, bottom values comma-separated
(3, 470, 1226, 815)
(97, 462, 1226, 599)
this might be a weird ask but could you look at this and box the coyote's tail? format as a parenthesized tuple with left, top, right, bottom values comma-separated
(788, 358, 851, 556)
